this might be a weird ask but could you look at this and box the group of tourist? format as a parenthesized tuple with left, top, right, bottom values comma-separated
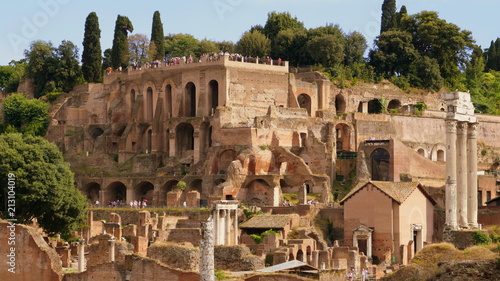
(105, 51, 284, 75)
(129, 199, 148, 208)
(347, 268, 370, 280)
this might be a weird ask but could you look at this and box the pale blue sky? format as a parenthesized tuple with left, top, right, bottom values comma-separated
(1, 0, 498, 65)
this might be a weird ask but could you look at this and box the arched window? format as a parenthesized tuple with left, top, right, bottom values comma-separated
(298, 94, 312, 116)
(165, 84, 172, 118)
(146, 87, 154, 121)
(185, 82, 196, 117)
(335, 94, 346, 113)
(208, 80, 219, 115)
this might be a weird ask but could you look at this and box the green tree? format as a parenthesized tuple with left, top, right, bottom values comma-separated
(236, 30, 271, 58)
(111, 15, 134, 69)
(217, 41, 236, 53)
(164, 33, 200, 57)
(2, 93, 50, 136)
(369, 30, 418, 77)
(273, 28, 309, 66)
(0, 60, 26, 93)
(381, 0, 396, 33)
(54, 40, 81, 93)
(150, 11, 165, 60)
(24, 40, 54, 97)
(0, 133, 87, 238)
(409, 56, 443, 92)
(307, 34, 345, 67)
(82, 12, 103, 83)
(102, 48, 112, 70)
(400, 11, 474, 87)
(344, 31, 367, 65)
(198, 39, 219, 56)
(263, 11, 304, 40)
(128, 34, 151, 65)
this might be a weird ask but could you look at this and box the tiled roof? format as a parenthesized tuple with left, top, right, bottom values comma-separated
(257, 260, 319, 272)
(239, 215, 291, 229)
(340, 181, 436, 205)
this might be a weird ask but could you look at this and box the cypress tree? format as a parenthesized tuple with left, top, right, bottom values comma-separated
(82, 12, 102, 83)
(381, 0, 397, 34)
(111, 15, 134, 69)
(486, 40, 496, 71)
(150, 11, 165, 61)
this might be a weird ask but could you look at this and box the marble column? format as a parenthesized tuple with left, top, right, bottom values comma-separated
(214, 209, 219, 245)
(467, 123, 479, 229)
(225, 210, 231, 245)
(457, 122, 468, 228)
(233, 210, 238, 245)
(367, 233, 372, 258)
(77, 240, 85, 272)
(200, 218, 215, 281)
(109, 237, 116, 262)
(445, 120, 458, 229)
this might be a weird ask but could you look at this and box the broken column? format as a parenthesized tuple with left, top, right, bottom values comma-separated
(109, 236, 116, 262)
(200, 217, 215, 281)
(77, 239, 85, 272)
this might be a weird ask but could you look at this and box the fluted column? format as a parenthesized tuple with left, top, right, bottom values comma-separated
(457, 122, 468, 228)
(225, 210, 231, 245)
(445, 120, 458, 230)
(234, 210, 238, 245)
(467, 123, 479, 229)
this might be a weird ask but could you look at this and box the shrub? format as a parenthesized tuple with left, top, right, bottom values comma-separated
(176, 181, 186, 191)
(473, 231, 491, 245)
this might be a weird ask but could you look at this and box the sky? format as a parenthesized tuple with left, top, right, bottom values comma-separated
(0, 0, 499, 65)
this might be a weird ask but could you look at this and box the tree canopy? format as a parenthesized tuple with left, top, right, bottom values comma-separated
(381, 0, 396, 34)
(111, 15, 134, 69)
(236, 30, 271, 58)
(25, 40, 81, 97)
(82, 12, 103, 83)
(2, 93, 50, 136)
(0, 133, 87, 238)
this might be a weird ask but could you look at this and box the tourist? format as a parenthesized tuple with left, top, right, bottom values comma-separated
(362, 268, 368, 281)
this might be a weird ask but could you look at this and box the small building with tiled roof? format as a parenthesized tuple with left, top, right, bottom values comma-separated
(340, 181, 436, 265)
(239, 214, 299, 239)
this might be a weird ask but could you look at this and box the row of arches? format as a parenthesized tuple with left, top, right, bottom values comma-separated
(129, 79, 220, 122)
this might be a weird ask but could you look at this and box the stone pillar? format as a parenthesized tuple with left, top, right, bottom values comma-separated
(457, 122, 468, 228)
(234, 210, 238, 245)
(367, 233, 372, 259)
(99, 190, 105, 206)
(445, 120, 458, 230)
(467, 123, 479, 229)
(200, 218, 215, 281)
(362, 102, 368, 113)
(225, 210, 231, 245)
(193, 131, 200, 164)
(78, 239, 85, 272)
(109, 237, 116, 262)
(126, 189, 134, 205)
(298, 183, 307, 204)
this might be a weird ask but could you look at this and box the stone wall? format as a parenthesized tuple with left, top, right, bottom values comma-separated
(165, 228, 202, 247)
(147, 242, 200, 271)
(214, 245, 264, 271)
(0, 221, 63, 281)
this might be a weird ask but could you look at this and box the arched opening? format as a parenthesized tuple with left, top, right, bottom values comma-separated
(134, 181, 154, 204)
(335, 123, 351, 151)
(190, 179, 203, 193)
(175, 123, 194, 160)
(417, 148, 425, 157)
(237, 179, 272, 206)
(219, 149, 237, 174)
(82, 182, 101, 205)
(437, 149, 445, 162)
(298, 94, 312, 116)
(288, 253, 295, 261)
(146, 87, 154, 121)
(160, 180, 179, 206)
(106, 182, 127, 204)
(368, 99, 383, 114)
(296, 249, 304, 262)
(165, 84, 173, 118)
(208, 80, 219, 115)
(130, 89, 136, 115)
(90, 128, 104, 140)
(388, 99, 402, 111)
(146, 129, 152, 153)
(248, 155, 256, 175)
(185, 82, 196, 117)
(371, 148, 390, 181)
(335, 94, 346, 114)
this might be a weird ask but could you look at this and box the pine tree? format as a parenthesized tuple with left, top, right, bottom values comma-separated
(111, 15, 134, 69)
(486, 40, 496, 71)
(82, 12, 102, 83)
(150, 11, 165, 61)
(381, 0, 397, 34)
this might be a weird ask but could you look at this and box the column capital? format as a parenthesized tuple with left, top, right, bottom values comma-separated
(445, 120, 457, 133)
(457, 121, 468, 134)
(467, 122, 478, 138)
